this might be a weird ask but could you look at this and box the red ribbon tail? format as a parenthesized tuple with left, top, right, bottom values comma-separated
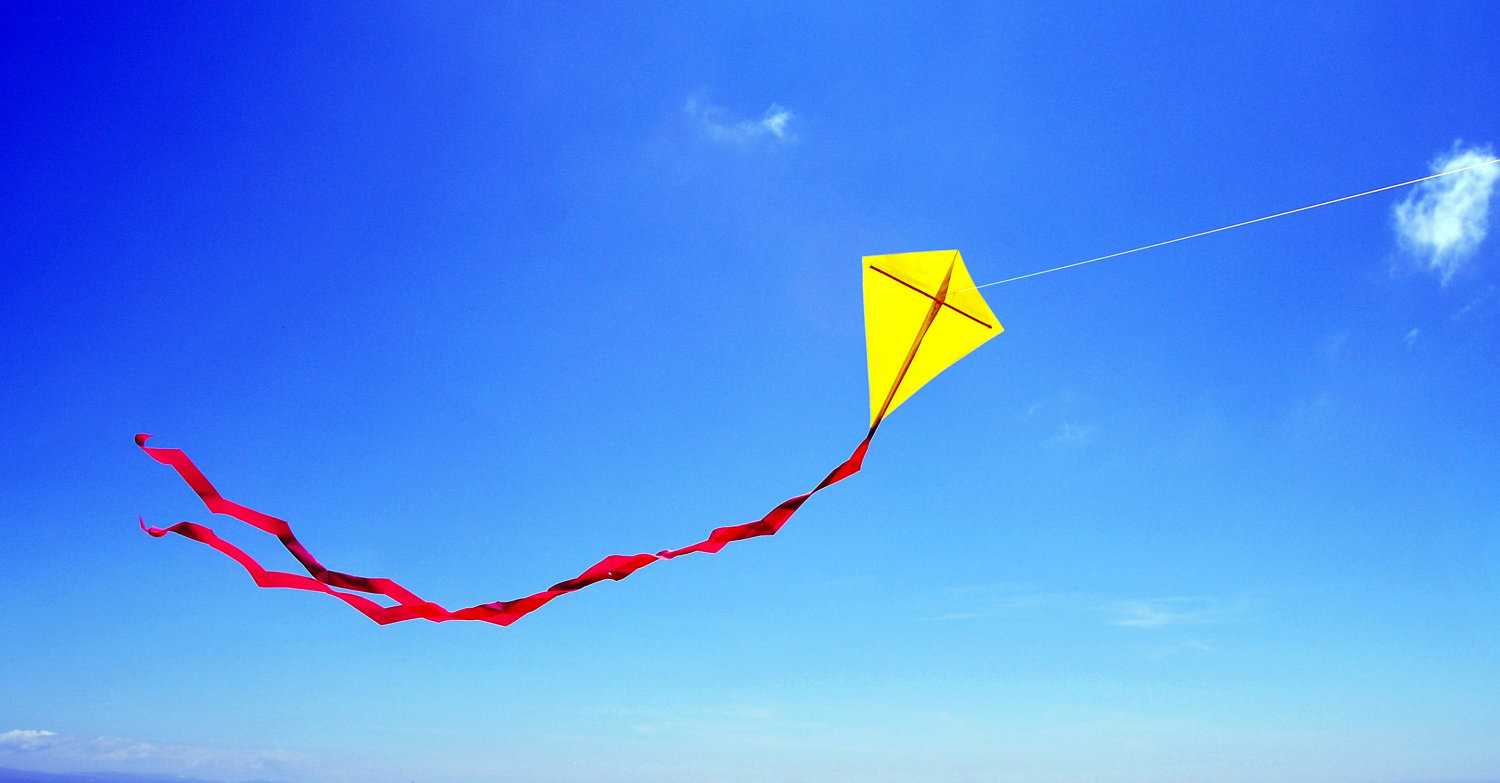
(137, 428, 877, 625)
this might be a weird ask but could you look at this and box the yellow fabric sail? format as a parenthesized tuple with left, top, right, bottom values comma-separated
(863, 250, 1002, 425)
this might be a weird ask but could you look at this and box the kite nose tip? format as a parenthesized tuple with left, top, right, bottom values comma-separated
(135, 433, 151, 447)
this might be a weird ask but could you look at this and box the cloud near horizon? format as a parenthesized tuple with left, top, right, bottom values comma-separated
(0, 728, 313, 782)
(1392, 142, 1499, 283)
(686, 98, 794, 143)
(0, 730, 59, 751)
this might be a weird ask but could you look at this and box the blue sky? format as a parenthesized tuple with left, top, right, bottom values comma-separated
(2, 2, 1499, 782)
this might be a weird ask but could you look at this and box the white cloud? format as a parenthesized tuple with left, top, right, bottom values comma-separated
(1451, 283, 1499, 321)
(1319, 331, 1350, 360)
(1392, 142, 1499, 283)
(1102, 597, 1247, 629)
(1145, 638, 1216, 660)
(1107, 600, 1188, 628)
(0, 729, 59, 751)
(927, 587, 1250, 633)
(1403, 327, 1421, 347)
(1050, 422, 1095, 444)
(924, 611, 988, 621)
(686, 98, 794, 143)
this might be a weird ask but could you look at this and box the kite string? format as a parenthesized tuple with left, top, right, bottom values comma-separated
(965, 157, 1500, 290)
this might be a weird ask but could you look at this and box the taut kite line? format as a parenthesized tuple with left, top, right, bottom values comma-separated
(139, 250, 1001, 625)
(962, 156, 1500, 290)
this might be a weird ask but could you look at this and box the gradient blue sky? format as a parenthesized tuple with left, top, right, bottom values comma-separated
(3, 3, 1499, 782)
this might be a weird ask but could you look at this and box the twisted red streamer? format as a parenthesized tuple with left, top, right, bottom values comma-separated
(137, 430, 875, 625)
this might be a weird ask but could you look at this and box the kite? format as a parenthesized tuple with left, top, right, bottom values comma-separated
(138, 250, 1001, 625)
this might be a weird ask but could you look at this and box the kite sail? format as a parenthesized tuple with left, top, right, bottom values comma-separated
(863, 250, 1001, 424)
(138, 250, 1002, 625)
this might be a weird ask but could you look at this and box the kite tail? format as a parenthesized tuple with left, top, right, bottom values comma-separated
(136, 434, 428, 605)
(138, 517, 451, 624)
(136, 428, 876, 626)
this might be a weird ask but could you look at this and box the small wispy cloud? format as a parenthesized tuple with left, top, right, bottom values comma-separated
(1403, 327, 1421, 347)
(1318, 331, 1351, 361)
(1101, 597, 1247, 629)
(925, 587, 1251, 634)
(1107, 601, 1194, 628)
(1451, 283, 1499, 321)
(1050, 422, 1096, 445)
(1392, 141, 1499, 283)
(600, 704, 883, 752)
(685, 97, 795, 144)
(925, 611, 988, 622)
(1145, 638, 1217, 660)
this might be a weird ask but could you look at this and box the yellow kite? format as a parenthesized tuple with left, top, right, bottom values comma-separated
(864, 249, 1003, 426)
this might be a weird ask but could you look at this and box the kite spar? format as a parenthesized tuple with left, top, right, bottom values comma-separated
(138, 250, 1002, 625)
